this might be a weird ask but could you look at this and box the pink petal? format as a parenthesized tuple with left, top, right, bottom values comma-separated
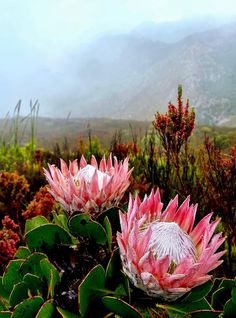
(91, 155, 98, 169)
(107, 153, 113, 171)
(190, 212, 213, 245)
(69, 159, 79, 175)
(174, 196, 190, 226)
(99, 155, 106, 171)
(79, 155, 87, 168)
(161, 195, 178, 222)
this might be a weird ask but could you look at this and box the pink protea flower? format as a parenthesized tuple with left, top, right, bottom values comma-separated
(117, 189, 225, 301)
(44, 154, 132, 213)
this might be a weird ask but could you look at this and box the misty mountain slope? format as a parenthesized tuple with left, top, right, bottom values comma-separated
(171, 24, 236, 123)
(75, 34, 169, 93)
(59, 21, 236, 125)
(131, 16, 236, 42)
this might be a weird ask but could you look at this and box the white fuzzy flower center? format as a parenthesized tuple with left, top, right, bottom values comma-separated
(75, 164, 110, 190)
(148, 222, 196, 264)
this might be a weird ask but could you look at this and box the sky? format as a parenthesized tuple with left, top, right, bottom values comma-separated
(1, 0, 236, 117)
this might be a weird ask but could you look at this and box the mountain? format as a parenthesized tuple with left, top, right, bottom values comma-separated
(132, 16, 236, 42)
(51, 19, 236, 126)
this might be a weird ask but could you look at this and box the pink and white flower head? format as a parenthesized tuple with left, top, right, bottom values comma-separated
(117, 189, 225, 302)
(44, 154, 132, 213)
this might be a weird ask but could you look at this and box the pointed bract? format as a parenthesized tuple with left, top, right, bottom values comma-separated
(44, 154, 132, 214)
(117, 190, 225, 302)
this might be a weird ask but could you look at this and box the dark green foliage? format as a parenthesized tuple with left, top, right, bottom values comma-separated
(0, 252, 58, 317)
(68, 214, 107, 245)
(0, 181, 235, 318)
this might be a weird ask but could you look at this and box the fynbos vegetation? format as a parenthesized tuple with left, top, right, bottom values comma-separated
(0, 89, 235, 317)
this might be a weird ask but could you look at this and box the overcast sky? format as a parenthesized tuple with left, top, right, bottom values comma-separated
(1, 0, 236, 117)
(1, 0, 236, 49)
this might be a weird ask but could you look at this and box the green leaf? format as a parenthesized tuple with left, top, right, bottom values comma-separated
(57, 307, 80, 318)
(0, 277, 9, 300)
(25, 224, 72, 252)
(11, 296, 44, 318)
(53, 213, 69, 231)
(224, 287, 236, 318)
(0, 312, 11, 318)
(78, 264, 107, 317)
(25, 216, 49, 233)
(14, 247, 31, 259)
(0, 278, 8, 311)
(211, 287, 225, 310)
(219, 279, 236, 290)
(102, 296, 143, 318)
(232, 286, 236, 304)
(105, 248, 121, 283)
(19, 253, 47, 277)
(0, 300, 6, 312)
(105, 248, 129, 298)
(23, 274, 43, 295)
(97, 207, 121, 234)
(211, 283, 236, 311)
(113, 284, 128, 298)
(209, 278, 223, 303)
(40, 258, 60, 298)
(68, 213, 107, 244)
(183, 280, 213, 302)
(160, 298, 212, 318)
(35, 300, 55, 318)
(2, 260, 23, 293)
(9, 282, 28, 307)
(211, 279, 236, 311)
(103, 216, 112, 252)
(224, 299, 236, 317)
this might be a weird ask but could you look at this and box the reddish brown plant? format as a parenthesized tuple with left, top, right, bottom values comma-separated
(0, 216, 20, 273)
(22, 186, 56, 220)
(200, 139, 236, 275)
(0, 172, 30, 222)
(153, 85, 195, 159)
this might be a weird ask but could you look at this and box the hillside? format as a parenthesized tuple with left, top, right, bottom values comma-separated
(55, 20, 236, 125)
(1, 117, 236, 150)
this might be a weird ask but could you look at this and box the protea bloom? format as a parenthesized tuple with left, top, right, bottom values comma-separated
(117, 189, 225, 301)
(44, 154, 132, 213)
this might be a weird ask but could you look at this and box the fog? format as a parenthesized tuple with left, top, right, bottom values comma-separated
(1, 0, 236, 118)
